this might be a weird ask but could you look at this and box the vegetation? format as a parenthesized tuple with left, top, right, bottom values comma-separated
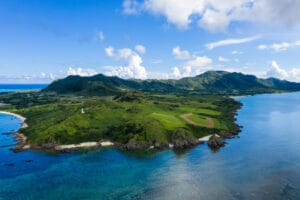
(0, 91, 241, 150)
(43, 71, 300, 96)
(1, 70, 299, 150)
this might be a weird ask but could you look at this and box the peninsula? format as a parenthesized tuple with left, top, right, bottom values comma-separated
(1, 71, 300, 151)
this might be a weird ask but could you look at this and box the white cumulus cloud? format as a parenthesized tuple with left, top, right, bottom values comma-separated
(172, 46, 191, 60)
(67, 67, 98, 77)
(265, 61, 300, 82)
(143, 0, 205, 29)
(104, 46, 147, 79)
(185, 56, 212, 68)
(172, 67, 181, 78)
(105, 46, 115, 57)
(123, 0, 300, 32)
(135, 44, 146, 54)
(170, 46, 213, 78)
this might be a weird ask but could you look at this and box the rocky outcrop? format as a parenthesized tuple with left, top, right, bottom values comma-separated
(208, 134, 225, 149)
(122, 142, 150, 150)
(171, 128, 199, 149)
(12, 132, 30, 152)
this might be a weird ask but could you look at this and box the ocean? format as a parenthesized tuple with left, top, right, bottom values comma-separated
(0, 86, 300, 199)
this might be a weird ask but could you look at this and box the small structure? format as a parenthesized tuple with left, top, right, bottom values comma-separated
(81, 108, 85, 114)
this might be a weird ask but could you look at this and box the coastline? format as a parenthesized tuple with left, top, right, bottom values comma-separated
(0, 111, 29, 151)
(0, 111, 28, 128)
(229, 95, 250, 99)
(54, 141, 114, 151)
(0, 107, 240, 152)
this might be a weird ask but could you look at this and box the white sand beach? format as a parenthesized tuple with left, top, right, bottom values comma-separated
(198, 134, 219, 142)
(100, 141, 114, 146)
(0, 111, 28, 128)
(55, 142, 100, 150)
(0, 111, 29, 150)
(55, 140, 114, 151)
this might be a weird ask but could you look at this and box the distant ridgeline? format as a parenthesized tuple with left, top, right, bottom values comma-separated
(43, 71, 300, 96)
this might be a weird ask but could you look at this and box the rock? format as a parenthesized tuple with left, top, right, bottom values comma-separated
(123, 142, 150, 150)
(5, 163, 14, 167)
(208, 134, 225, 149)
(153, 141, 168, 149)
(221, 133, 235, 138)
(171, 128, 199, 149)
(41, 143, 56, 149)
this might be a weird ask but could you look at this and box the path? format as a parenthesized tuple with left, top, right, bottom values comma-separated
(180, 112, 214, 128)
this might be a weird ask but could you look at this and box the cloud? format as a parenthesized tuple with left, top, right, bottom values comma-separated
(218, 56, 230, 62)
(0, 73, 57, 83)
(105, 46, 115, 57)
(135, 44, 146, 54)
(171, 55, 213, 78)
(104, 46, 147, 79)
(257, 44, 268, 50)
(198, 7, 231, 32)
(147, 71, 170, 79)
(0, 67, 98, 83)
(185, 56, 212, 68)
(266, 61, 289, 79)
(231, 50, 243, 55)
(172, 67, 181, 78)
(206, 36, 260, 50)
(170, 46, 213, 78)
(265, 61, 300, 82)
(97, 31, 105, 41)
(123, 0, 140, 14)
(67, 67, 98, 77)
(123, 0, 300, 32)
(257, 41, 300, 52)
(152, 59, 163, 64)
(172, 46, 191, 60)
(143, 0, 205, 29)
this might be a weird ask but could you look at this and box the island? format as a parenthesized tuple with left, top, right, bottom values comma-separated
(1, 70, 300, 152)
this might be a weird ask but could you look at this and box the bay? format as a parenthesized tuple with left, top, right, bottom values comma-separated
(0, 91, 300, 199)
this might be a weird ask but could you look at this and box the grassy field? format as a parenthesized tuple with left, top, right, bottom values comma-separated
(0, 91, 242, 148)
(187, 114, 210, 126)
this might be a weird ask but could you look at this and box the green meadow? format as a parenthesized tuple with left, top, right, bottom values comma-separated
(0, 91, 241, 148)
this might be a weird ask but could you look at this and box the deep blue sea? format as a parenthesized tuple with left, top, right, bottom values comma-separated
(0, 84, 47, 93)
(0, 86, 300, 199)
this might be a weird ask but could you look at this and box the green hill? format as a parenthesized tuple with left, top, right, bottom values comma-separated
(3, 70, 300, 151)
(43, 71, 300, 96)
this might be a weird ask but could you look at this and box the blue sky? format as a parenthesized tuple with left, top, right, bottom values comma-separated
(1, 0, 300, 83)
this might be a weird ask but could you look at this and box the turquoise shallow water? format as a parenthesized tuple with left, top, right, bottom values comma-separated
(1, 92, 300, 199)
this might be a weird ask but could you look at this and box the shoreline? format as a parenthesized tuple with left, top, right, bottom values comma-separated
(0, 111, 28, 128)
(0, 111, 29, 151)
(0, 110, 237, 152)
(229, 95, 250, 99)
(54, 135, 215, 152)
(54, 141, 114, 151)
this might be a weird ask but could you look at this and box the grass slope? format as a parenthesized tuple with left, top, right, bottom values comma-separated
(0, 91, 242, 149)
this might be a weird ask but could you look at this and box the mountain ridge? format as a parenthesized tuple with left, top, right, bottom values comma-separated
(43, 70, 300, 96)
